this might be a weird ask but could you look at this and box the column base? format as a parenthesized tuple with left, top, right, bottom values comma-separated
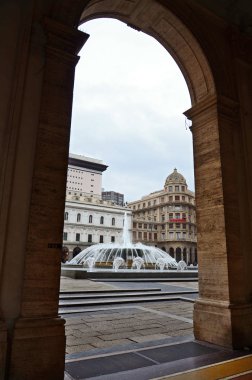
(8, 317, 65, 380)
(0, 320, 7, 379)
(194, 298, 252, 349)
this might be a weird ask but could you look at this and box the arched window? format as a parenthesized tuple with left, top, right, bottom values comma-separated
(64, 212, 68, 221)
(176, 247, 182, 261)
(89, 215, 93, 223)
(73, 246, 81, 258)
(100, 216, 104, 224)
(183, 247, 187, 261)
(169, 247, 174, 257)
(112, 217, 115, 226)
(77, 213, 81, 222)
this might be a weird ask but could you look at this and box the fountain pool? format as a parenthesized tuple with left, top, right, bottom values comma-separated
(69, 213, 177, 270)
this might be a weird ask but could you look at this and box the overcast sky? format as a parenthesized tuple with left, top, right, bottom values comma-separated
(70, 18, 193, 202)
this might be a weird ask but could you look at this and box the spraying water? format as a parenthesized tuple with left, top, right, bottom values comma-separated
(69, 212, 177, 270)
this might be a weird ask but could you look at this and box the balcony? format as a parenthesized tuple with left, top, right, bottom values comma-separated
(169, 218, 187, 223)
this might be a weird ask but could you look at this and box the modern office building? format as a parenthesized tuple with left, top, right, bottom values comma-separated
(102, 191, 124, 206)
(67, 153, 108, 197)
(63, 155, 131, 259)
(128, 169, 197, 264)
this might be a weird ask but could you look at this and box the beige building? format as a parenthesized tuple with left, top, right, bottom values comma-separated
(128, 169, 197, 264)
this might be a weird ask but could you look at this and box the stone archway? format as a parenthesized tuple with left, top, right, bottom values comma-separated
(47, 0, 252, 352)
(2, 1, 252, 379)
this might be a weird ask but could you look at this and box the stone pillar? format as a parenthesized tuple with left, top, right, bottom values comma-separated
(185, 94, 252, 348)
(3, 18, 89, 380)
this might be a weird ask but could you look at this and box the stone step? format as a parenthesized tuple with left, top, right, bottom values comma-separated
(60, 287, 161, 295)
(59, 294, 197, 313)
(59, 290, 198, 301)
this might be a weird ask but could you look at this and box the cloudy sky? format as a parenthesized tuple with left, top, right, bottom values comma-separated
(70, 18, 194, 202)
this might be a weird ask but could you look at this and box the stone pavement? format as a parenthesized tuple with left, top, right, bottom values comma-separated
(60, 277, 195, 356)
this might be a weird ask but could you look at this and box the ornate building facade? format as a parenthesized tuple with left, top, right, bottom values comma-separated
(63, 192, 132, 259)
(128, 169, 197, 264)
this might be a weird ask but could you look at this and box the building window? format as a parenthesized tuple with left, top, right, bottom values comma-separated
(169, 223, 173, 228)
(63, 232, 67, 241)
(138, 231, 142, 239)
(149, 232, 152, 240)
(168, 186, 172, 192)
(111, 236, 115, 242)
(182, 196, 185, 201)
(181, 186, 185, 191)
(112, 217, 115, 226)
(144, 224, 147, 229)
(100, 216, 104, 224)
(133, 222, 137, 228)
(77, 213, 81, 222)
(154, 233, 157, 240)
(175, 185, 179, 191)
(76, 233, 80, 242)
(162, 224, 165, 230)
(161, 215, 165, 222)
(176, 223, 180, 228)
(144, 232, 147, 239)
(89, 215, 93, 223)
(88, 234, 92, 243)
(138, 223, 142, 228)
(175, 213, 180, 219)
(143, 203, 146, 208)
(175, 195, 180, 201)
(64, 212, 68, 221)
(148, 201, 151, 206)
(169, 213, 173, 219)
(99, 235, 103, 243)
(169, 196, 173, 202)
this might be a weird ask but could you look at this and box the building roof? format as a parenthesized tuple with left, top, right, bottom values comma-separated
(165, 168, 187, 186)
(69, 153, 108, 172)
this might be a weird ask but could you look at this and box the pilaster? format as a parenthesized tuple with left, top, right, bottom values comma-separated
(7, 18, 89, 380)
(185, 94, 252, 348)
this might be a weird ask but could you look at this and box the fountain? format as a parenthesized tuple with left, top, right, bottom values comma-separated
(69, 213, 177, 270)
(132, 257, 145, 271)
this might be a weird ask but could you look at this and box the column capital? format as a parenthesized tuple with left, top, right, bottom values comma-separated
(184, 94, 239, 127)
(43, 17, 89, 63)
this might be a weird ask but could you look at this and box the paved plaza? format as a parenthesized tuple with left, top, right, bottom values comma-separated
(60, 277, 196, 356)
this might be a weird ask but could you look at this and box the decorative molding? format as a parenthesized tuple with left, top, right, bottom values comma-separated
(184, 94, 239, 128)
(43, 17, 89, 62)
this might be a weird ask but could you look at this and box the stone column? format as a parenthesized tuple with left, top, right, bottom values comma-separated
(5, 18, 89, 380)
(185, 94, 252, 348)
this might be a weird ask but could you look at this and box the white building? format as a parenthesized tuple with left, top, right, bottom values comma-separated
(63, 154, 132, 258)
(67, 153, 108, 197)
